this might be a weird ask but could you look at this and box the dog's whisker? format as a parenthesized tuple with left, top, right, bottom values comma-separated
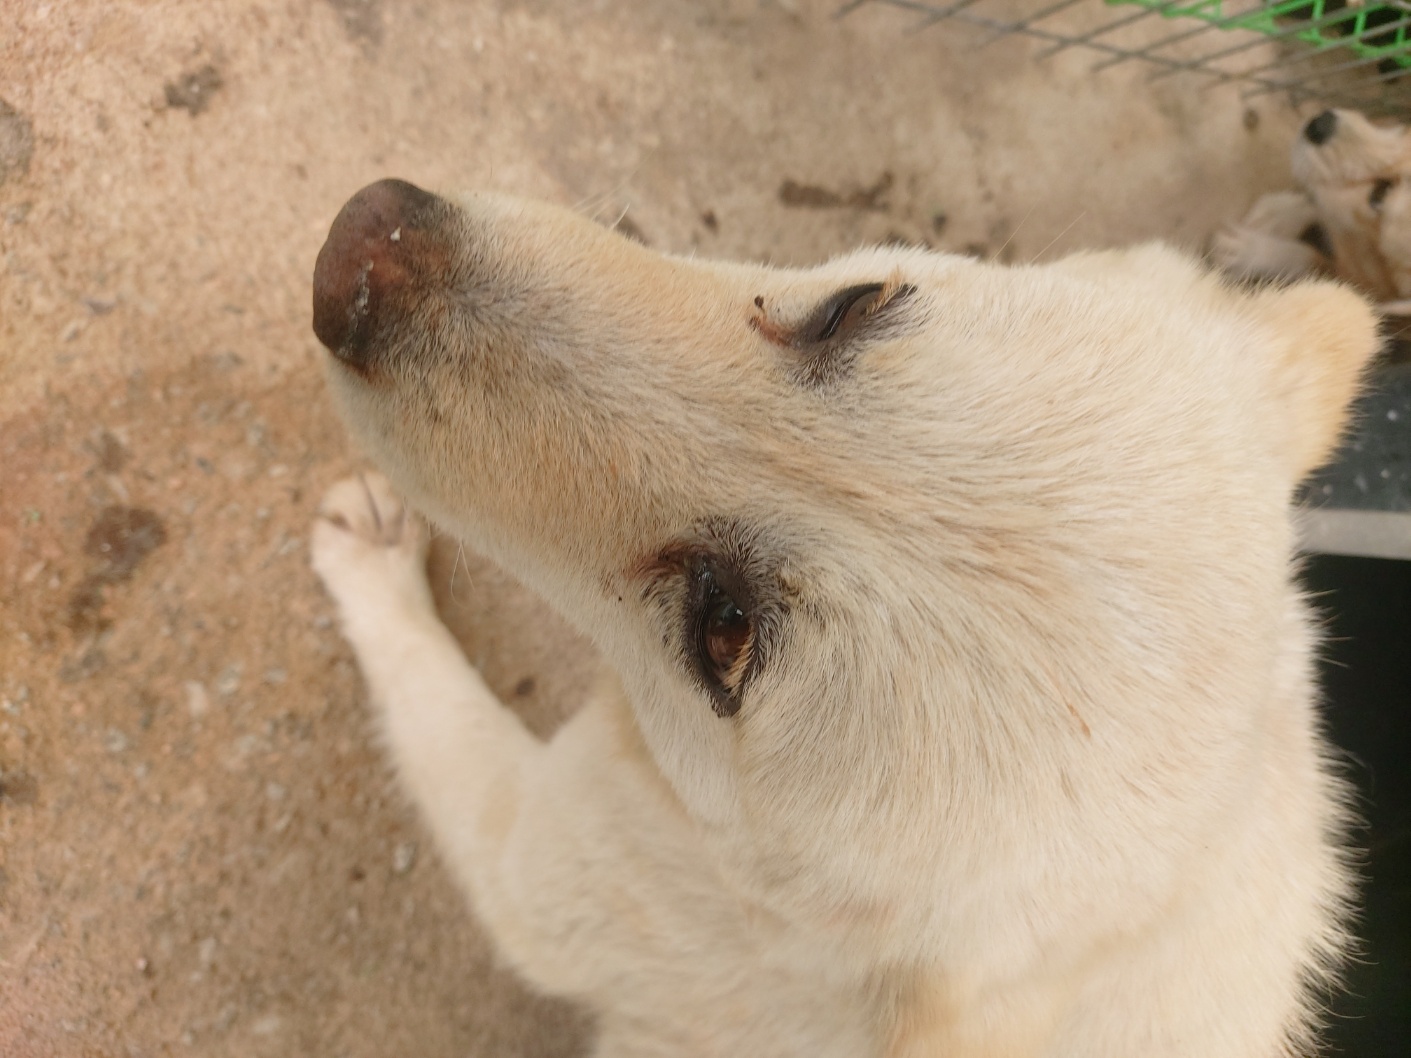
(572, 170, 641, 225)
(993, 203, 1037, 262)
(576, 192, 614, 224)
(571, 181, 619, 216)
(449, 540, 470, 605)
(1029, 211, 1089, 265)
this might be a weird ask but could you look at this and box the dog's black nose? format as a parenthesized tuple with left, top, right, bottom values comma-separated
(1304, 110, 1338, 146)
(313, 179, 449, 369)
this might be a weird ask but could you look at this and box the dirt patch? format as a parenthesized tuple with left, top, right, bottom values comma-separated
(165, 65, 224, 116)
(326, 0, 383, 48)
(0, 768, 39, 807)
(778, 171, 893, 210)
(66, 505, 169, 634)
(0, 98, 33, 184)
(83, 506, 168, 581)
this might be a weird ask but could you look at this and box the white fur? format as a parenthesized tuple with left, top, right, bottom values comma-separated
(312, 193, 1375, 1057)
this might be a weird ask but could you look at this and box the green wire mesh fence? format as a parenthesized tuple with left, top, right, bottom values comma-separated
(842, 1, 1411, 113)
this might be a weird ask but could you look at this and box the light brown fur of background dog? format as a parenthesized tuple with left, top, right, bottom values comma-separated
(1215, 107, 1411, 311)
(310, 185, 1374, 1057)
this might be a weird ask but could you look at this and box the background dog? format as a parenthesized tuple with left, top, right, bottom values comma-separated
(310, 180, 1375, 1057)
(1215, 107, 1411, 312)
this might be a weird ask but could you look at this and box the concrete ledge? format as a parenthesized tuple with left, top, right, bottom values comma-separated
(1296, 508, 1411, 561)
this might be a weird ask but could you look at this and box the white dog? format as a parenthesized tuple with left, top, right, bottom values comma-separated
(310, 181, 1374, 1057)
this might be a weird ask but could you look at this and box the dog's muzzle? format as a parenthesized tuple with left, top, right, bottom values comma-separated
(312, 178, 449, 371)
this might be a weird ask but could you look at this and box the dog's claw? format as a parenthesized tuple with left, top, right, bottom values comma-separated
(358, 471, 385, 536)
(310, 471, 432, 618)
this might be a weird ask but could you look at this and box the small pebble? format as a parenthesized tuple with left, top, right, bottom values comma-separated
(215, 665, 242, 698)
(392, 842, 416, 875)
(184, 681, 210, 718)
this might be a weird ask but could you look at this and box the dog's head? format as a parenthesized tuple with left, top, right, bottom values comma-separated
(1293, 107, 1411, 299)
(313, 181, 1376, 968)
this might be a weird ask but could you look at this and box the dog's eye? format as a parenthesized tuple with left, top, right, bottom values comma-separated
(1370, 178, 1395, 211)
(690, 563, 753, 717)
(815, 283, 888, 342)
(703, 593, 750, 677)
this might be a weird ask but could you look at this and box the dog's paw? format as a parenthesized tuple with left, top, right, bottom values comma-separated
(312, 472, 433, 618)
(1211, 226, 1323, 283)
(1210, 226, 1261, 277)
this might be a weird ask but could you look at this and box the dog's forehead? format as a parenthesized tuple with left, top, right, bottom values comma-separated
(442, 213, 1245, 468)
(454, 193, 1094, 304)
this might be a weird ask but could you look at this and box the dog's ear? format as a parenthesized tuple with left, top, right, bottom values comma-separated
(1249, 279, 1380, 480)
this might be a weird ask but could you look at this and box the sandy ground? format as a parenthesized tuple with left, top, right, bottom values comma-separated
(0, 1, 1312, 1055)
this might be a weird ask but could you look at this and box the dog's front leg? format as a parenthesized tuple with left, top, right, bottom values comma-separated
(308, 478, 853, 1049)
(1210, 225, 1329, 283)
(310, 473, 545, 912)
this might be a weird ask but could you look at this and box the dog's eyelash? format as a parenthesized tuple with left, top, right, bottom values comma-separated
(815, 284, 886, 341)
(781, 277, 916, 387)
(806, 276, 915, 346)
(751, 275, 916, 356)
(872, 273, 912, 313)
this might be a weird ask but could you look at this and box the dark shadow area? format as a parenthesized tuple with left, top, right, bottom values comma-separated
(1303, 554, 1411, 1056)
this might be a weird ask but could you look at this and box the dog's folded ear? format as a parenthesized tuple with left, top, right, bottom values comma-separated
(1249, 279, 1381, 481)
